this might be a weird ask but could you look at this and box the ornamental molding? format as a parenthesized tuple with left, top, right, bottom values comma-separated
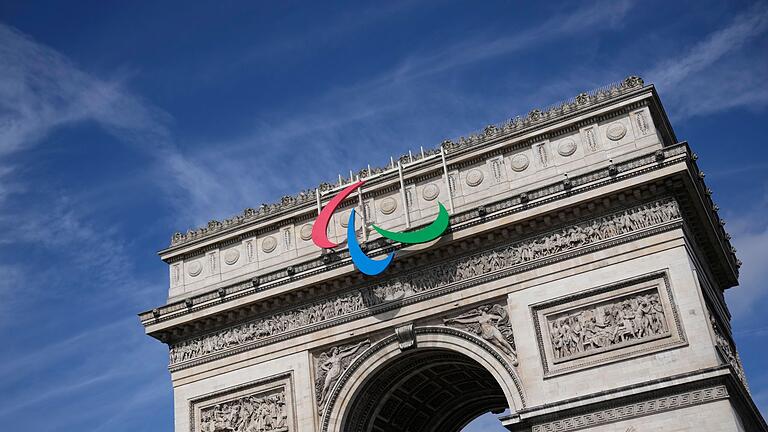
(168, 77, 646, 248)
(143, 143, 694, 325)
(168, 199, 682, 370)
(530, 385, 728, 432)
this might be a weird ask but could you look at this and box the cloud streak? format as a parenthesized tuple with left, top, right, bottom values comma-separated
(646, 2, 768, 119)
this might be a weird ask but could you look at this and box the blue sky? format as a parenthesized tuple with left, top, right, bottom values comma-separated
(0, 1, 766, 431)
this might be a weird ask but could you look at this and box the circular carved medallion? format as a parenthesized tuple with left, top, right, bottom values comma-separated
(606, 122, 627, 141)
(224, 248, 240, 265)
(299, 223, 313, 241)
(510, 154, 530, 172)
(339, 211, 351, 228)
(466, 169, 484, 187)
(379, 197, 397, 215)
(187, 261, 202, 277)
(422, 184, 440, 201)
(557, 139, 577, 156)
(261, 236, 277, 253)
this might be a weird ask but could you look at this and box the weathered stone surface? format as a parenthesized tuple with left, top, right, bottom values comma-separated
(141, 80, 764, 432)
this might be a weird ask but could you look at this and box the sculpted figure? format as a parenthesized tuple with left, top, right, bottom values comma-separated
(316, 340, 369, 407)
(445, 304, 518, 366)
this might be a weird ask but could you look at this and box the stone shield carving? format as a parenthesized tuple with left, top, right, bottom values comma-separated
(224, 249, 240, 266)
(466, 169, 484, 187)
(379, 197, 397, 215)
(299, 224, 313, 241)
(557, 139, 577, 157)
(187, 261, 203, 277)
(262, 236, 277, 253)
(510, 154, 530, 172)
(606, 122, 627, 141)
(422, 184, 440, 201)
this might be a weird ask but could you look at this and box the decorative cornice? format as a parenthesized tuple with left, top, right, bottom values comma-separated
(140, 143, 689, 325)
(167, 199, 682, 370)
(530, 385, 728, 432)
(168, 76, 646, 248)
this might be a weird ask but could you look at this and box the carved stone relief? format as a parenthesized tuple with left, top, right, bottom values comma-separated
(224, 249, 240, 266)
(444, 303, 518, 365)
(488, 156, 505, 183)
(246, 240, 254, 262)
(448, 171, 459, 197)
(510, 153, 530, 172)
(535, 143, 549, 168)
(282, 228, 292, 250)
(262, 236, 277, 253)
(188, 261, 203, 277)
(530, 385, 727, 432)
(169, 200, 681, 367)
(173, 263, 181, 284)
(190, 374, 293, 432)
(532, 271, 686, 377)
(170, 77, 645, 247)
(606, 122, 627, 141)
(209, 252, 218, 273)
(583, 127, 599, 152)
(466, 169, 484, 187)
(634, 111, 650, 135)
(710, 314, 749, 391)
(314, 340, 370, 407)
(422, 183, 440, 201)
(299, 224, 313, 241)
(379, 197, 397, 215)
(557, 139, 577, 157)
(548, 289, 668, 361)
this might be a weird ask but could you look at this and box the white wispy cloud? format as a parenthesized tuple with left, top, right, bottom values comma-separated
(646, 2, 768, 119)
(0, 23, 236, 227)
(723, 182, 768, 320)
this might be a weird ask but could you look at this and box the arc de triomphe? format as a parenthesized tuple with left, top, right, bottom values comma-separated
(140, 77, 767, 432)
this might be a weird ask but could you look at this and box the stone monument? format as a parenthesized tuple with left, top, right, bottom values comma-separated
(140, 77, 766, 431)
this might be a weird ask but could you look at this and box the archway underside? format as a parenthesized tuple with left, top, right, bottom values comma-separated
(343, 349, 508, 432)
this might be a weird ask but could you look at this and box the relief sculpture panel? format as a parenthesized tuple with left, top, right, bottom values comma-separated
(169, 200, 681, 368)
(190, 374, 294, 432)
(444, 303, 518, 365)
(532, 272, 685, 377)
(549, 289, 668, 362)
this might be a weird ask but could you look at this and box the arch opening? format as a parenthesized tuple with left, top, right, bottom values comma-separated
(342, 348, 508, 432)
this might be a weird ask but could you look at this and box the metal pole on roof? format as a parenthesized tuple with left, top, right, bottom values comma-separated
(440, 144, 455, 214)
(398, 161, 411, 229)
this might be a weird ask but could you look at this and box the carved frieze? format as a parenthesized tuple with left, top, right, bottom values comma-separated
(444, 303, 518, 365)
(532, 271, 686, 377)
(710, 314, 749, 392)
(548, 289, 668, 362)
(169, 199, 681, 367)
(530, 385, 728, 432)
(314, 340, 370, 408)
(190, 374, 294, 432)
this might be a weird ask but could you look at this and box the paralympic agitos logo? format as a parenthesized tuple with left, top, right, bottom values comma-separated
(311, 181, 449, 276)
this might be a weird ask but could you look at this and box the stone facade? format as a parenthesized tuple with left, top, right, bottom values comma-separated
(141, 78, 765, 432)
